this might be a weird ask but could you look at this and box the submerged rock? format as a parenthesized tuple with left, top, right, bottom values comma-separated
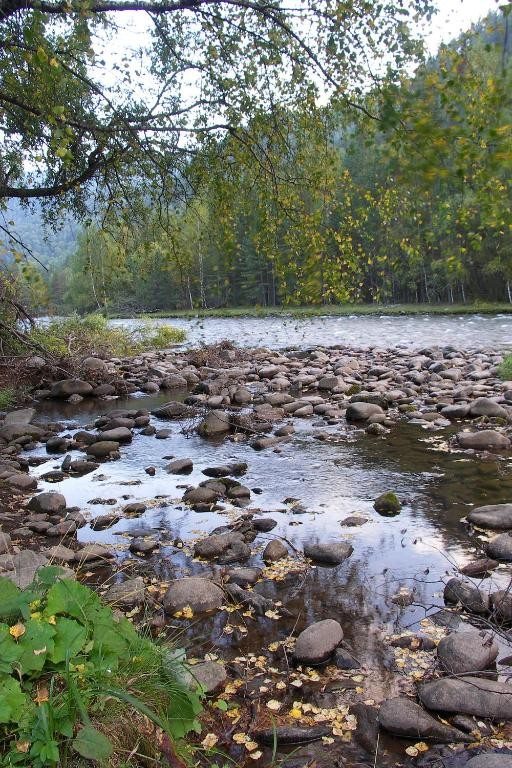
(444, 578, 489, 614)
(457, 430, 511, 451)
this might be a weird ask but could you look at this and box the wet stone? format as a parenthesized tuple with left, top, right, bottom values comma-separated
(378, 697, 466, 742)
(262, 539, 288, 563)
(104, 577, 145, 607)
(465, 754, 512, 768)
(444, 578, 489, 614)
(467, 504, 512, 530)
(163, 577, 224, 614)
(294, 619, 343, 665)
(303, 541, 353, 566)
(28, 492, 66, 515)
(437, 631, 498, 675)
(419, 676, 512, 720)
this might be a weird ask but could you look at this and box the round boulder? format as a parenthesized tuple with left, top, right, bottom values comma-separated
(437, 631, 498, 674)
(303, 542, 353, 566)
(27, 492, 66, 515)
(468, 504, 512, 530)
(294, 619, 343, 665)
(163, 577, 224, 614)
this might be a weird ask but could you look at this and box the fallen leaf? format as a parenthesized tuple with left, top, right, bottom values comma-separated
(249, 751, 263, 760)
(405, 746, 419, 757)
(201, 733, 218, 749)
(9, 623, 25, 640)
(266, 699, 282, 711)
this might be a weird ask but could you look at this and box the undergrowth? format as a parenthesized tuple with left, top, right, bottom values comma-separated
(0, 568, 202, 767)
(27, 314, 185, 358)
(498, 355, 512, 380)
(0, 387, 15, 410)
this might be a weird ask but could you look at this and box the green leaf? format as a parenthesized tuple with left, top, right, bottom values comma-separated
(0, 677, 29, 723)
(72, 726, 113, 761)
(0, 578, 33, 620)
(50, 617, 87, 664)
(45, 579, 101, 621)
(0, 624, 23, 673)
(17, 619, 55, 673)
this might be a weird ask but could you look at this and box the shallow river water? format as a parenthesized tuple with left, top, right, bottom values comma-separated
(112, 312, 512, 350)
(29, 379, 512, 765)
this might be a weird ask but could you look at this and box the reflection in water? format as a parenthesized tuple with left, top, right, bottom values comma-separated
(29, 386, 512, 766)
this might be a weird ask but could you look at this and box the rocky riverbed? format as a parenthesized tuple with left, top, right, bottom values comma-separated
(3, 341, 512, 767)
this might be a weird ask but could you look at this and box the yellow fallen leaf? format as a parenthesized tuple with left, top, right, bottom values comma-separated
(405, 746, 419, 757)
(201, 733, 218, 749)
(290, 678, 303, 687)
(182, 605, 194, 619)
(15, 741, 30, 753)
(290, 708, 302, 719)
(249, 751, 263, 760)
(275, 681, 286, 690)
(233, 733, 249, 744)
(414, 742, 429, 752)
(266, 699, 281, 711)
(322, 736, 335, 744)
(9, 623, 25, 640)
(268, 642, 279, 652)
(245, 741, 259, 751)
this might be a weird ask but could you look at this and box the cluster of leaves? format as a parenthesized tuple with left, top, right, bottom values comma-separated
(27, 314, 185, 358)
(499, 355, 512, 380)
(50, 8, 512, 311)
(0, 388, 16, 409)
(0, 568, 202, 767)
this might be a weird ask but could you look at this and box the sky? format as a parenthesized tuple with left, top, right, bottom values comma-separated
(429, 0, 499, 51)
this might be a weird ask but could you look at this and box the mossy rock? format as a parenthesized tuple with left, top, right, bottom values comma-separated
(374, 492, 402, 516)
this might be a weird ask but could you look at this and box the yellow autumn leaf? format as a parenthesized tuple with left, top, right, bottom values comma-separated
(9, 623, 25, 640)
(414, 742, 429, 752)
(290, 708, 302, 719)
(15, 741, 30, 754)
(249, 751, 263, 760)
(245, 741, 259, 751)
(233, 732, 249, 744)
(266, 699, 281, 711)
(405, 746, 419, 757)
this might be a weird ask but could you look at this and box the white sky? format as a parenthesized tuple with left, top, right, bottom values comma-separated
(429, 0, 499, 51)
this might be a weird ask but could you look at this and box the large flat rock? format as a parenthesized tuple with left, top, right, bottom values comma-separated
(419, 677, 512, 720)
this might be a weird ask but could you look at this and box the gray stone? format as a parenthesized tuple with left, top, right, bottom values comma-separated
(419, 677, 512, 720)
(457, 430, 511, 451)
(232, 387, 252, 405)
(90, 514, 120, 531)
(252, 518, 277, 532)
(486, 532, 512, 561)
(470, 398, 508, 418)
(87, 441, 119, 458)
(163, 577, 224, 614)
(5, 473, 37, 491)
(0, 532, 11, 554)
(465, 754, 512, 768)
(183, 486, 222, 506)
(294, 619, 343, 664)
(46, 520, 77, 537)
(129, 537, 157, 555)
(468, 504, 512, 530)
(197, 410, 232, 437)
(98, 427, 132, 443)
(303, 541, 353, 566)
(104, 577, 145, 607)
(346, 402, 385, 422)
(227, 567, 262, 587)
(184, 661, 227, 694)
(28, 492, 66, 515)
(46, 544, 76, 564)
(0, 549, 49, 588)
(437, 631, 498, 674)
(123, 502, 146, 516)
(262, 539, 288, 563)
(374, 492, 402, 515)
(194, 532, 250, 563)
(440, 404, 470, 419)
(50, 379, 93, 398)
(490, 590, 512, 622)
(166, 458, 193, 474)
(82, 356, 108, 373)
(152, 401, 193, 419)
(444, 578, 489, 614)
(255, 726, 331, 746)
(378, 697, 466, 742)
(4, 408, 35, 425)
(460, 558, 499, 577)
(0, 424, 44, 441)
(74, 543, 114, 564)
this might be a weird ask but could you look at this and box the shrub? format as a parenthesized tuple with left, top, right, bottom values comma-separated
(27, 315, 185, 359)
(0, 388, 15, 410)
(0, 568, 202, 767)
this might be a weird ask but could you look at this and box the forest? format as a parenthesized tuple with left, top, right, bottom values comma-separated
(3, 4, 512, 314)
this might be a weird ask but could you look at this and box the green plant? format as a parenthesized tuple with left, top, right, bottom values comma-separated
(27, 314, 185, 359)
(0, 568, 202, 767)
(0, 387, 15, 409)
(499, 354, 512, 381)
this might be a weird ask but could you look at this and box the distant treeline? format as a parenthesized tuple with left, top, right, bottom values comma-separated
(12, 11, 512, 313)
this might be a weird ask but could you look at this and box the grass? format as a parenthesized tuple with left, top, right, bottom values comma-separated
(499, 355, 512, 380)
(131, 301, 512, 320)
(28, 314, 185, 358)
(0, 387, 15, 410)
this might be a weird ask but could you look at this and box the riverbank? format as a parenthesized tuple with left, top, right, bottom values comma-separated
(3, 341, 512, 766)
(131, 301, 512, 319)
